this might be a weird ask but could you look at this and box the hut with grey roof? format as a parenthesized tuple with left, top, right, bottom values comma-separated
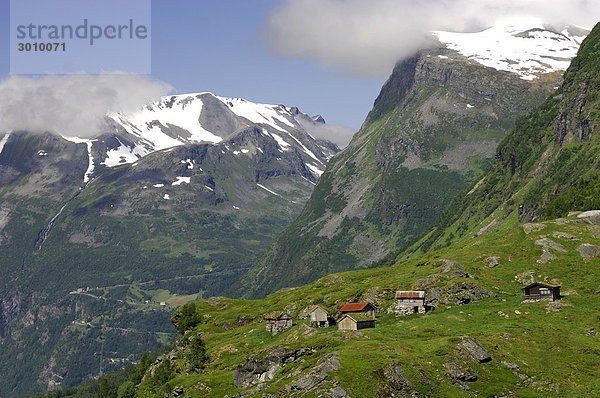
(309, 305, 331, 328)
(265, 311, 292, 334)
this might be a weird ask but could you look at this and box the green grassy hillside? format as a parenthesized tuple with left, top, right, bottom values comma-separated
(130, 212, 600, 397)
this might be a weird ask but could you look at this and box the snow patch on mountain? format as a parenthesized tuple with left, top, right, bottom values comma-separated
(306, 163, 324, 177)
(270, 132, 291, 151)
(110, 94, 222, 151)
(103, 138, 149, 167)
(433, 17, 588, 80)
(172, 177, 191, 186)
(0, 132, 11, 156)
(61, 135, 97, 183)
(257, 183, 282, 197)
(216, 96, 295, 132)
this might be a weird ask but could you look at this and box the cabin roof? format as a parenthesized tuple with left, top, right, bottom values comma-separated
(521, 282, 561, 290)
(340, 313, 375, 322)
(265, 311, 291, 320)
(309, 305, 327, 313)
(396, 291, 425, 299)
(339, 302, 373, 312)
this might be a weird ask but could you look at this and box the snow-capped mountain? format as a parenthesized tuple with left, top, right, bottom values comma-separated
(99, 92, 338, 175)
(433, 18, 589, 80)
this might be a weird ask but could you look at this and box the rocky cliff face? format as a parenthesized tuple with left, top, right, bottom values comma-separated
(235, 29, 567, 298)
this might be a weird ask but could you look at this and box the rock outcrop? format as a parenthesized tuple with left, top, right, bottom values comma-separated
(577, 243, 599, 260)
(233, 346, 300, 388)
(414, 260, 495, 308)
(444, 336, 492, 389)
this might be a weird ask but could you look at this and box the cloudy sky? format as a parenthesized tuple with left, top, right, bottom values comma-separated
(0, 0, 598, 146)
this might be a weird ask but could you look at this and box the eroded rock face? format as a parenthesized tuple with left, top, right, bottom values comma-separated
(376, 362, 415, 397)
(444, 355, 477, 382)
(282, 352, 347, 396)
(233, 346, 299, 388)
(535, 237, 566, 264)
(577, 243, 599, 260)
(444, 336, 492, 389)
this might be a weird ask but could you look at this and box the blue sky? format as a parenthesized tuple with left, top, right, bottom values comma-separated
(0, 0, 386, 131)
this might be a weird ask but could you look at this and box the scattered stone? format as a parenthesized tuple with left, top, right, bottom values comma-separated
(523, 223, 545, 234)
(514, 271, 535, 285)
(327, 275, 344, 284)
(552, 231, 576, 240)
(545, 301, 572, 313)
(514, 310, 521, 315)
(577, 243, 599, 260)
(192, 382, 211, 392)
(586, 328, 596, 336)
(484, 256, 500, 268)
(497, 311, 508, 318)
(502, 361, 519, 369)
(458, 336, 492, 363)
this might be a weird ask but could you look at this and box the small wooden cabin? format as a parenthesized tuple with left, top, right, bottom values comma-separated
(339, 302, 376, 318)
(338, 313, 375, 330)
(394, 291, 426, 315)
(521, 282, 561, 302)
(309, 305, 330, 328)
(265, 311, 292, 333)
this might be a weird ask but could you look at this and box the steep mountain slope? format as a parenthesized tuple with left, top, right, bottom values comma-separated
(235, 20, 586, 298)
(412, 21, 600, 255)
(0, 95, 339, 396)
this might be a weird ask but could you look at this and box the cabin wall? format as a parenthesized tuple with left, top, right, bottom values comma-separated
(338, 318, 357, 330)
(356, 320, 375, 330)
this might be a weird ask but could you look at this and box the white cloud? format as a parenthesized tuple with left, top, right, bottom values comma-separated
(297, 118, 355, 148)
(265, 0, 600, 77)
(0, 74, 172, 138)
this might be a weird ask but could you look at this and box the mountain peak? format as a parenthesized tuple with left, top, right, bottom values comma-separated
(433, 18, 589, 80)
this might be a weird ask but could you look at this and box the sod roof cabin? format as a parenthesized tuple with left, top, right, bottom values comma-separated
(338, 302, 376, 318)
(265, 311, 292, 333)
(521, 282, 561, 302)
(338, 313, 375, 330)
